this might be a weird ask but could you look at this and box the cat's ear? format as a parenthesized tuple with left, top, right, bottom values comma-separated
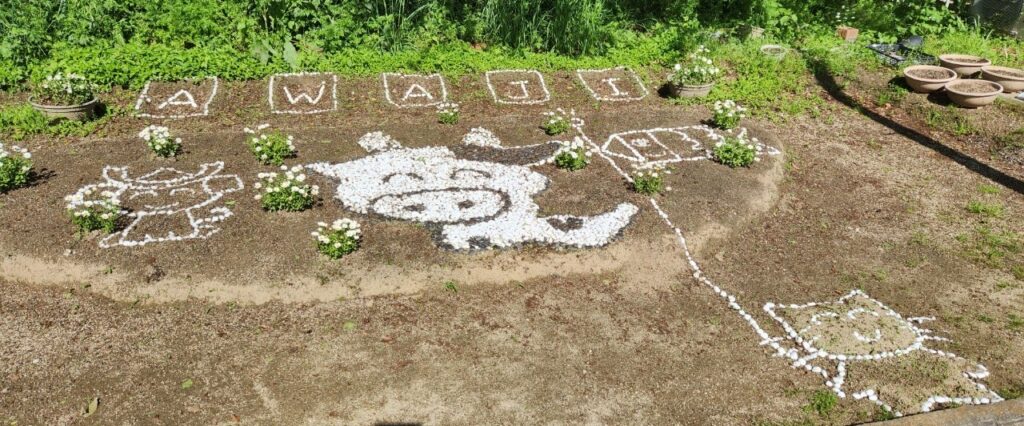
(358, 132, 403, 153)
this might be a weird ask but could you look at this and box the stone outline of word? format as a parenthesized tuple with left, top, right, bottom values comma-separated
(601, 126, 781, 167)
(307, 128, 638, 250)
(571, 120, 1001, 417)
(134, 76, 220, 119)
(763, 290, 1002, 415)
(67, 162, 243, 248)
(575, 67, 650, 102)
(484, 70, 551, 105)
(268, 72, 339, 115)
(381, 72, 450, 108)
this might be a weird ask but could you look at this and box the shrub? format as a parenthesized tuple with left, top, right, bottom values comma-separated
(0, 105, 49, 140)
(312, 219, 362, 259)
(711, 99, 746, 130)
(138, 125, 181, 158)
(31, 72, 95, 105)
(669, 45, 720, 86)
(255, 166, 319, 212)
(437, 102, 460, 125)
(711, 134, 759, 168)
(65, 189, 121, 233)
(245, 124, 296, 166)
(542, 108, 572, 136)
(631, 163, 671, 195)
(553, 138, 591, 171)
(0, 142, 33, 192)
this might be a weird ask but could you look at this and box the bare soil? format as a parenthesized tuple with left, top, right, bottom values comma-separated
(1, 69, 1023, 424)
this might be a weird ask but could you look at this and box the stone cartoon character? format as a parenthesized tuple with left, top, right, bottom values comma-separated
(66, 162, 243, 248)
(763, 289, 1002, 416)
(307, 129, 639, 250)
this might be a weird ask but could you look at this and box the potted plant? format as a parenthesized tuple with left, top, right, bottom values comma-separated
(759, 44, 788, 61)
(29, 72, 98, 121)
(902, 65, 957, 93)
(668, 46, 721, 98)
(938, 54, 991, 77)
(981, 66, 1024, 93)
(944, 79, 1003, 108)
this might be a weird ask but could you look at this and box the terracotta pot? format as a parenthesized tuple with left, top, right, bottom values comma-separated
(938, 54, 991, 77)
(760, 44, 788, 61)
(671, 83, 714, 98)
(902, 65, 957, 93)
(29, 97, 98, 121)
(837, 26, 859, 42)
(944, 79, 1003, 108)
(981, 66, 1024, 93)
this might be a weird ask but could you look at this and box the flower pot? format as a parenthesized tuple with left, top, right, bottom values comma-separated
(837, 26, 859, 42)
(981, 66, 1024, 93)
(671, 83, 714, 98)
(760, 44, 788, 61)
(938, 54, 991, 77)
(29, 97, 98, 121)
(902, 65, 957, 93)
(944, 79, 1003, 108)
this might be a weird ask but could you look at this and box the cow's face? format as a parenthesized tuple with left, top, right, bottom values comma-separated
(124, 181, 212, 213)
(325, 147, 547, 224)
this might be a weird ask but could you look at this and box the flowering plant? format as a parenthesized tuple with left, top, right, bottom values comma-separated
(245, 124, 296, 166)
(255, 165, 319, 212)
(542, 108, 572, 136)
(0, 142, 33, 192)
(65, 188, 122, 233)
(138, 125, 182, 158)
(32, 72, 95, 106)
(711, 100, 747, 130)
(669, 46, 721, 86)
(437, 102, 460, 125)
(553, 138, 591, 171)
(312, 219, 362, 259)
(711, 134, 761, 168)
(631, 163, 672, 195)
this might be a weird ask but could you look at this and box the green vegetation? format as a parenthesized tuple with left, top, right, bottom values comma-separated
(803, 390, 837, 417)
(966, 200, 1005, 218)
(0, 104, 123, 140)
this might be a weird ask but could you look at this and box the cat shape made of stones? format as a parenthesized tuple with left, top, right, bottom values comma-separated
(307, 129, 639, 250)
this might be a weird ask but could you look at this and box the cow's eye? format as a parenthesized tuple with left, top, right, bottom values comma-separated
(170, 188, 196, 196)
(451, 169, 491, 180)
(383, 172, 424, 184)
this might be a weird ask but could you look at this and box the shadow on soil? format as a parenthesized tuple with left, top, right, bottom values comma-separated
(810, 60, 1024, 196)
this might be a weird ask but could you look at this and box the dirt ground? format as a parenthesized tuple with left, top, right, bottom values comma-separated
(1, 69, 1023, 424)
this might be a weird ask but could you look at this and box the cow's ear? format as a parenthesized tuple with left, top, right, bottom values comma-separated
(205, 175, 244, 194)
(358, 132, 402, 153)
(101, 166, 131, 184)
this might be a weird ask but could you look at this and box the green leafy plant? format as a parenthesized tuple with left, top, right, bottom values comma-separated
(312, 219, 362, 259)
(0, 142, 33, 192)
(803, 390, 838, 417)
(669, 45, 720, 86)
(553, 139, 590, 171)
(436, 102, 460, 125)
(542, 109, 572, 136)
(32, 72, 95, 105)
(246, 125, 296, 166)
(138, 125, 181, 158)
(65, 191, 121, 234)
(631, 163, 671, 195)
(255, 166, 319, 212)
(966, 201, 1004, 218)
(711, 99, 746, 130)
(711, 134, 760, 168)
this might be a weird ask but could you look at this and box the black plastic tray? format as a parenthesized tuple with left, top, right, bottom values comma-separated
(867, 43, 937, 67)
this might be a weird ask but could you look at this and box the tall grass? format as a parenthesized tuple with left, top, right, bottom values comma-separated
(482, 0, 612, 55)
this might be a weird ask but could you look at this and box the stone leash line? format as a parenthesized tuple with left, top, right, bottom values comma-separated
(572, 119, 1002, 417)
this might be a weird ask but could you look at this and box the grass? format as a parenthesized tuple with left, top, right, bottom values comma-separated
(958, 226, 1021, 268)
(992, 128, 1024, 158)
(874, 80, 908, 107)
(923, 106, 976, 137)
(966, 200, 1005, 218)
(1009, 314, 1024, 331)
(997, 383, 1024, 400)
(803, 390, 838, 418)
(0, 103, 124, 140)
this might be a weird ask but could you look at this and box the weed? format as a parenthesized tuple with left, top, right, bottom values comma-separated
(976, 314, 995, 324)
(966, 201, 1004, 218)
(960, 226, 1021, 268)
(992, 128, 1024, 157)
(997, 383, 1024, 400)
(874, 80, 908, 107)
(1008, 314, 1024, 331)
(874, 406, 897, 421)
(803, 390, 837, 417)
(978, 184, 1001, 195)
(443, 280, 458, 293)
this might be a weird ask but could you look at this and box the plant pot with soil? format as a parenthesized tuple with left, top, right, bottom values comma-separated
(944, 79, 1003, 108)
(981, 66, 1024, 93)
(760, 44, 788, 61)
(668, 46, 721, 98)
(29, 73, 98, 121)
(902, 65, 957, 93)
(938, 54, 991, 77)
